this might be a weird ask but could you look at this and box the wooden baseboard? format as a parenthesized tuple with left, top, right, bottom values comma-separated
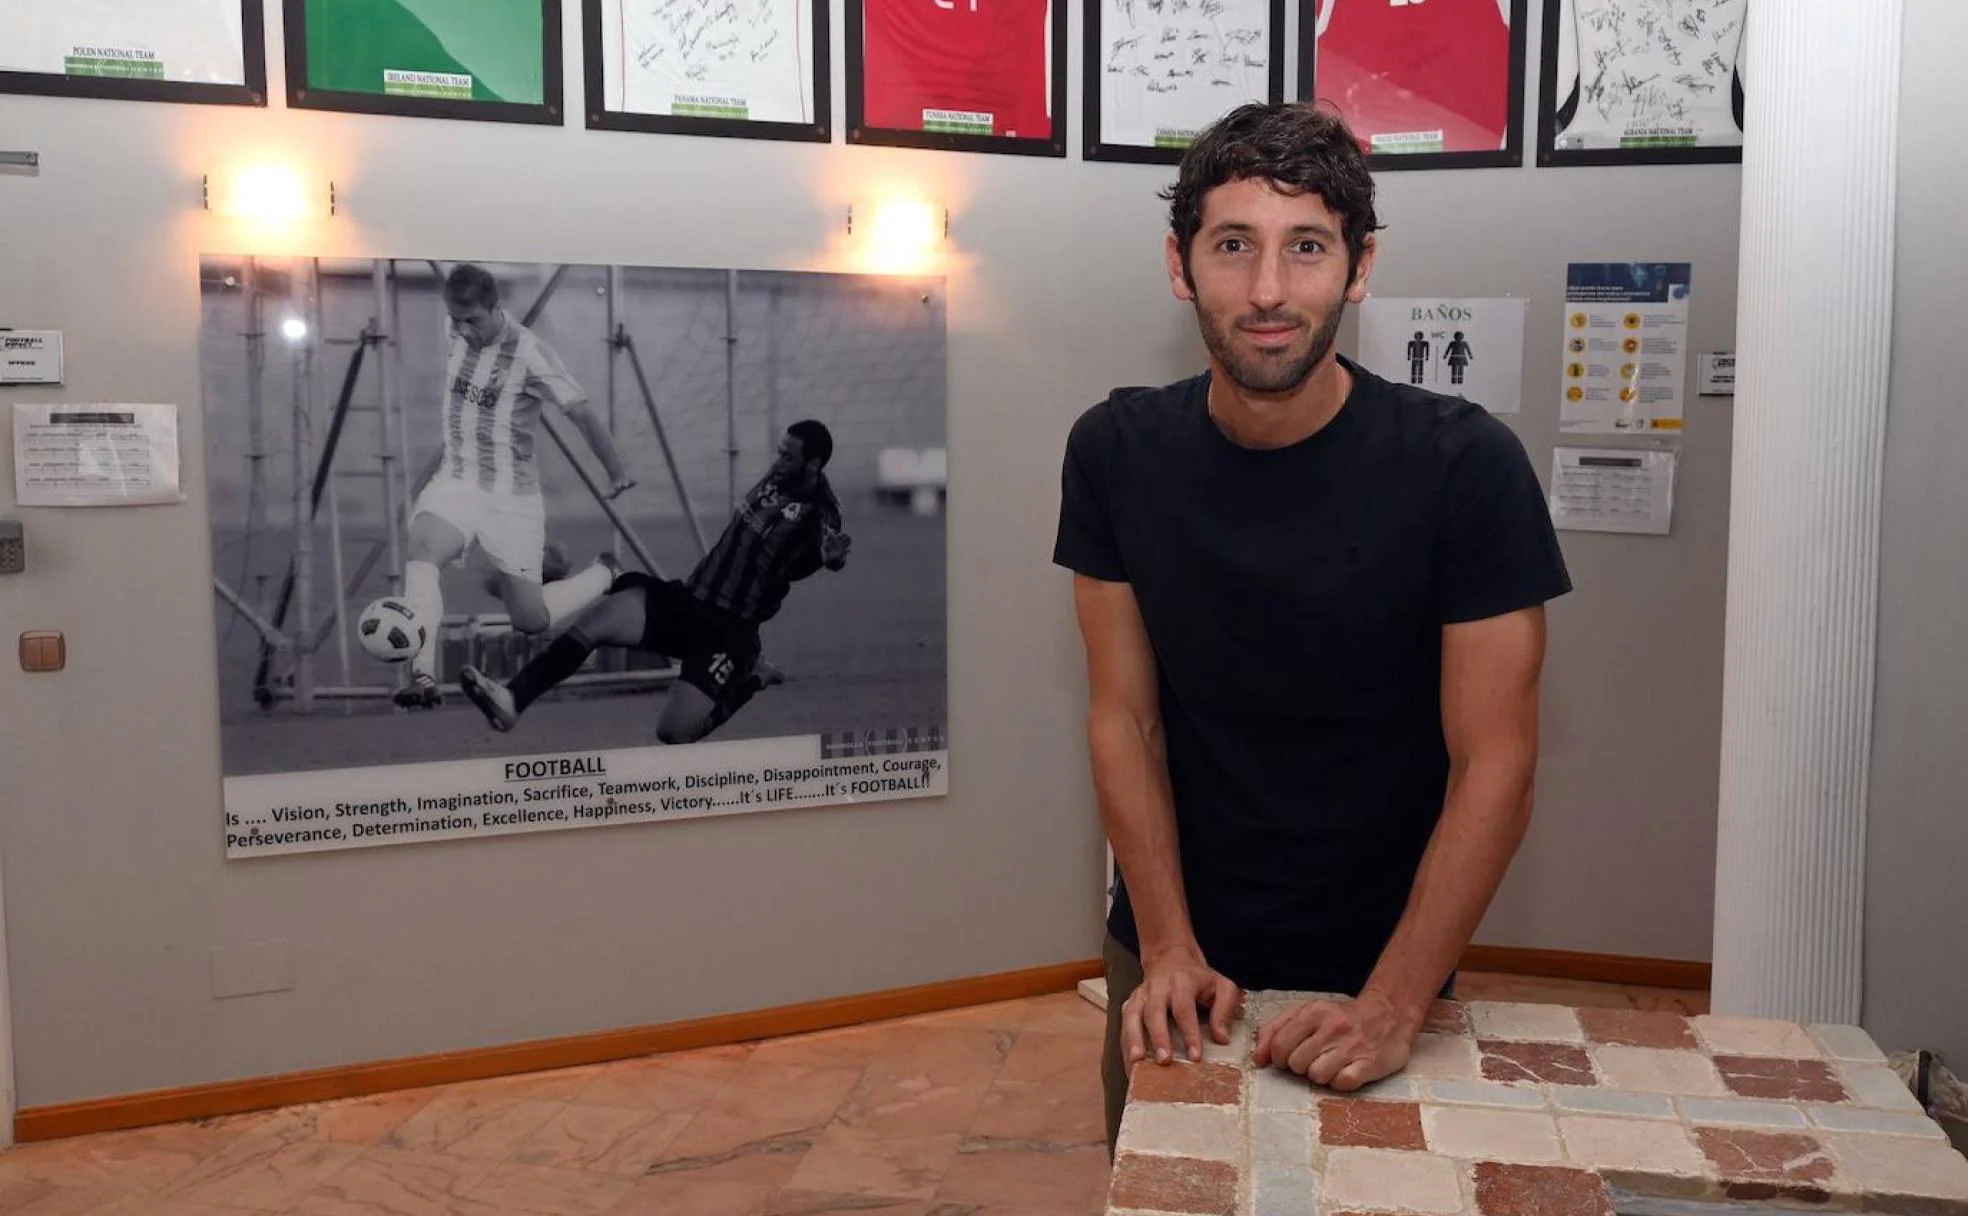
(14, 958, 1102, 1145)
(1461, 944, 1711, 992)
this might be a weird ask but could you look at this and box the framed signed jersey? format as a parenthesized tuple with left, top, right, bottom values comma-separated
(285, 0, 562, 126)
(1085, 0, 1285, 164)
(0, 0, 266, 106)
(583, 0, 831, 143)
(1538, 0, 1747, 165)
(848, 0, 1067, 156)
(1300, 0, 1526, 170)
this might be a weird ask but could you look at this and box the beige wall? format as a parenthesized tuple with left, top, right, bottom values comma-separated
(0, 2, 1739, 1107)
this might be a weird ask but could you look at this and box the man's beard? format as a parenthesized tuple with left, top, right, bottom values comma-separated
(1196, 293, 1347, 395)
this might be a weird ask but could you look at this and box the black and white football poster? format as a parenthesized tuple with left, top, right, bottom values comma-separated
(200, 256, 948, 857)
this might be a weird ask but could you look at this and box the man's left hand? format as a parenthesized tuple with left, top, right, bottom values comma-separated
(1251, 991, 1420, 1091)
(604, 474, 637, 500)
(820, 530, 851, 568)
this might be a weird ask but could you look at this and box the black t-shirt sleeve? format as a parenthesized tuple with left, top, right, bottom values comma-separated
(1436, 412, 1573, 624)
(1053, 402, 1129, 582)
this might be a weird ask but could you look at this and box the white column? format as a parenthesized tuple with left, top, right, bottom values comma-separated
(1713, 1, 1904, 1022)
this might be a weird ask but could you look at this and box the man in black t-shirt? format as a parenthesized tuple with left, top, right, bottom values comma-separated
(459, 420, 851, 745)
(1052, 102, 1571, 1153)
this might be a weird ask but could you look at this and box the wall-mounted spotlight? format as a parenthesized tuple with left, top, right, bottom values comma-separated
(849, 198, 946, 248)
(846, 197, 948, 274)
(202, 164, 336, 224)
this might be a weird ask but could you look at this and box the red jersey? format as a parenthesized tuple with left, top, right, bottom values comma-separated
(1313, 0, 1510, 154)
(861, 0, 1052, 139)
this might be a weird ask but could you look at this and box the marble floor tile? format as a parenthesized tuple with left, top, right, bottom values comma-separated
(0, 1123, 242, 1196)
(166, 1135, 367, 1210)
(965, 1078, 1106, 1145)
(0, 1180, 143, 1216)
(450, 1065, 611, 1104)
(290, 1145, 498, 1215)
(464, 1160, 636, 1213)
(642, 1114, 823, 1187)
(599, 1176, 777, 1216)
(999, 1032, 1104, 1088)
(902, 999, 1032, 1034)
(833, 1027, 1012, 1136)
(759, 1191, 946, 1216)
(573, 1050, 747, 1115)
(746, 1025, 896, 1070)
(509, 1104, 694, 1177)
(936, 1140, 1112, 1210)
(54, 1194, 269, 1216)
(379, 1095, 567, 1163)
(199, 1089, 445, 1148)
(704, 1062, 865, 1127)
(782, 1125, 963, 1198)
(867, 1026, 1019, 1080)
(1020, 993, 1108, 1039)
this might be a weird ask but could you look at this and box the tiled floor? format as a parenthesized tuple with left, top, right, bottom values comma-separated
(0, 974, 1707, 1215)
(1451, 972, 1709, 1017)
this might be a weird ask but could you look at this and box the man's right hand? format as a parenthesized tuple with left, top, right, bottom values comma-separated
(819, 528, 851, 569)
(1121, 942, 1243, 1066)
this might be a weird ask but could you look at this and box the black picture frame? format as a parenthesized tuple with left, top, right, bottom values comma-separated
(285, 0, 565, 126)
(1535, 0, 1746, 167)
(1297, 0, 1526, 171)
(582, 0, 830, 143)
(1083, 0, 1287, 165)
(0, 2, 268, 108)
(845, 0, 1069, 157)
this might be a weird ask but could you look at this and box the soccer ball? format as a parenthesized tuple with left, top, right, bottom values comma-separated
(357, 597, 426, 663)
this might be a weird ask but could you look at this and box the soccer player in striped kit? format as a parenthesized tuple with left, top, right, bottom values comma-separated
(456, 420, 851, 744)
(395, 264, 636, 709)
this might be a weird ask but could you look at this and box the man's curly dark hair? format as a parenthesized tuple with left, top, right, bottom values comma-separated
(1161, 102, 1384, 287)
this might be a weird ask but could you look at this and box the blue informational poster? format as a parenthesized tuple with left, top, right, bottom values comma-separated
(1559, 261, 1691, 434)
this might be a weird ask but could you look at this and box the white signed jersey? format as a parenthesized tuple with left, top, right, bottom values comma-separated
(603, 0, 815, 125)
(1555, 0, 1746, 150)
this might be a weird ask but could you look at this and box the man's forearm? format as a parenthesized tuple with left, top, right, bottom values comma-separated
(566, 406, 627, 480)
(1360, 754, 1535, 1026)
(1087, 707, 1195, 959)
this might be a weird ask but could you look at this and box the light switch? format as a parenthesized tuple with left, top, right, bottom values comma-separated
(20, 631, 64, 672)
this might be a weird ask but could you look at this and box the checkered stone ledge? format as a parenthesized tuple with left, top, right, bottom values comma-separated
(1104, 993, 1968, 1216)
